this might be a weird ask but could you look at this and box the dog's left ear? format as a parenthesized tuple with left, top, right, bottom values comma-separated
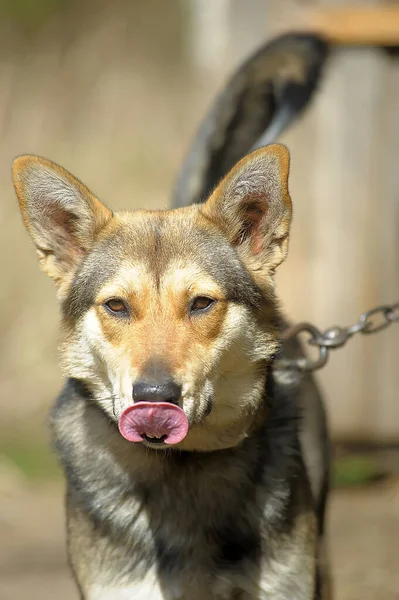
(201, 144, 292, 284)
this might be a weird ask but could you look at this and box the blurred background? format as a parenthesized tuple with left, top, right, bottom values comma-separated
(0, 0, 398, 598)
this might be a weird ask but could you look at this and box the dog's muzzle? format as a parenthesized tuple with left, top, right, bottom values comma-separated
(118, 402, 189, 445)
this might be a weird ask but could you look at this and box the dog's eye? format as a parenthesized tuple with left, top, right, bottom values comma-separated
(104, 299, 128, 315)
(190, 296, 216, 315)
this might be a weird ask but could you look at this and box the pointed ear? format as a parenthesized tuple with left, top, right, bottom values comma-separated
(12, 155, 112, 292)
(201, 144, 292, 286)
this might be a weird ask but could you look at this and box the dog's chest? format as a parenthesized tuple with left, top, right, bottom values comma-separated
(88, 572, 246, 600)
(147, 517, 257, 589)
(129, 556, 257, 600)
(120, 494, 261, 599)
(117, 521, 313, 600)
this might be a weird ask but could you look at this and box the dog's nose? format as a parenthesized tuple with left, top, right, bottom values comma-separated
(132, 380, 182, 404)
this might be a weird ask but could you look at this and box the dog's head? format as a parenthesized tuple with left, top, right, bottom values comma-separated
(13, 145, 292, 452)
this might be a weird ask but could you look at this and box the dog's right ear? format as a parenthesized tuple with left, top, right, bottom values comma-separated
(12, 156, 112, 293)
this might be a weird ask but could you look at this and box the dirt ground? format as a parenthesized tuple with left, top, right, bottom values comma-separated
(1, 470, 398, 600)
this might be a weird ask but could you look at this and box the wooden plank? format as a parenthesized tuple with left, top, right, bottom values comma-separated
(306, 7, 399, 46)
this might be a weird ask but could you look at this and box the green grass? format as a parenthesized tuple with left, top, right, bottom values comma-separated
(0, 0, 65, 26)
(332, 454, 385, 488)
(0, 437, 61, 480)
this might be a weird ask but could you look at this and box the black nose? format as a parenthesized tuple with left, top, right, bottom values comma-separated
(132, 380, 182, 404)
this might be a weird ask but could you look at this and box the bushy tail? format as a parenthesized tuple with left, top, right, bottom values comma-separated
(172, 33, 329, 208)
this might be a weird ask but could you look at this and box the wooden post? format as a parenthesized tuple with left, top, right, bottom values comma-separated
(306, 7, 399, 46)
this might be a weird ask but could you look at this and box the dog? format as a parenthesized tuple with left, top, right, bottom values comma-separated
(12, 33, 330, 600)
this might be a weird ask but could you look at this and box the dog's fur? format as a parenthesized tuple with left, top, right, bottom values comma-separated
(13, 33, 330, 600)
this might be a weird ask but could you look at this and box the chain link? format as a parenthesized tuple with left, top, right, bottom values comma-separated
(273, 302, 399, 372)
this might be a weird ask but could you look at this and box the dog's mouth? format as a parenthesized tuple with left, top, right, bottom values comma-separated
(143, 434, 167, 445)
(118, 402, 189, 445)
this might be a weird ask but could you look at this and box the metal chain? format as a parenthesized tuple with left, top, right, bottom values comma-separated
(273, 302, 399, 372)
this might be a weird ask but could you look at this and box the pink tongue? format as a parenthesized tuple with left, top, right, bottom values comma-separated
(118, 402, 189, 445)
